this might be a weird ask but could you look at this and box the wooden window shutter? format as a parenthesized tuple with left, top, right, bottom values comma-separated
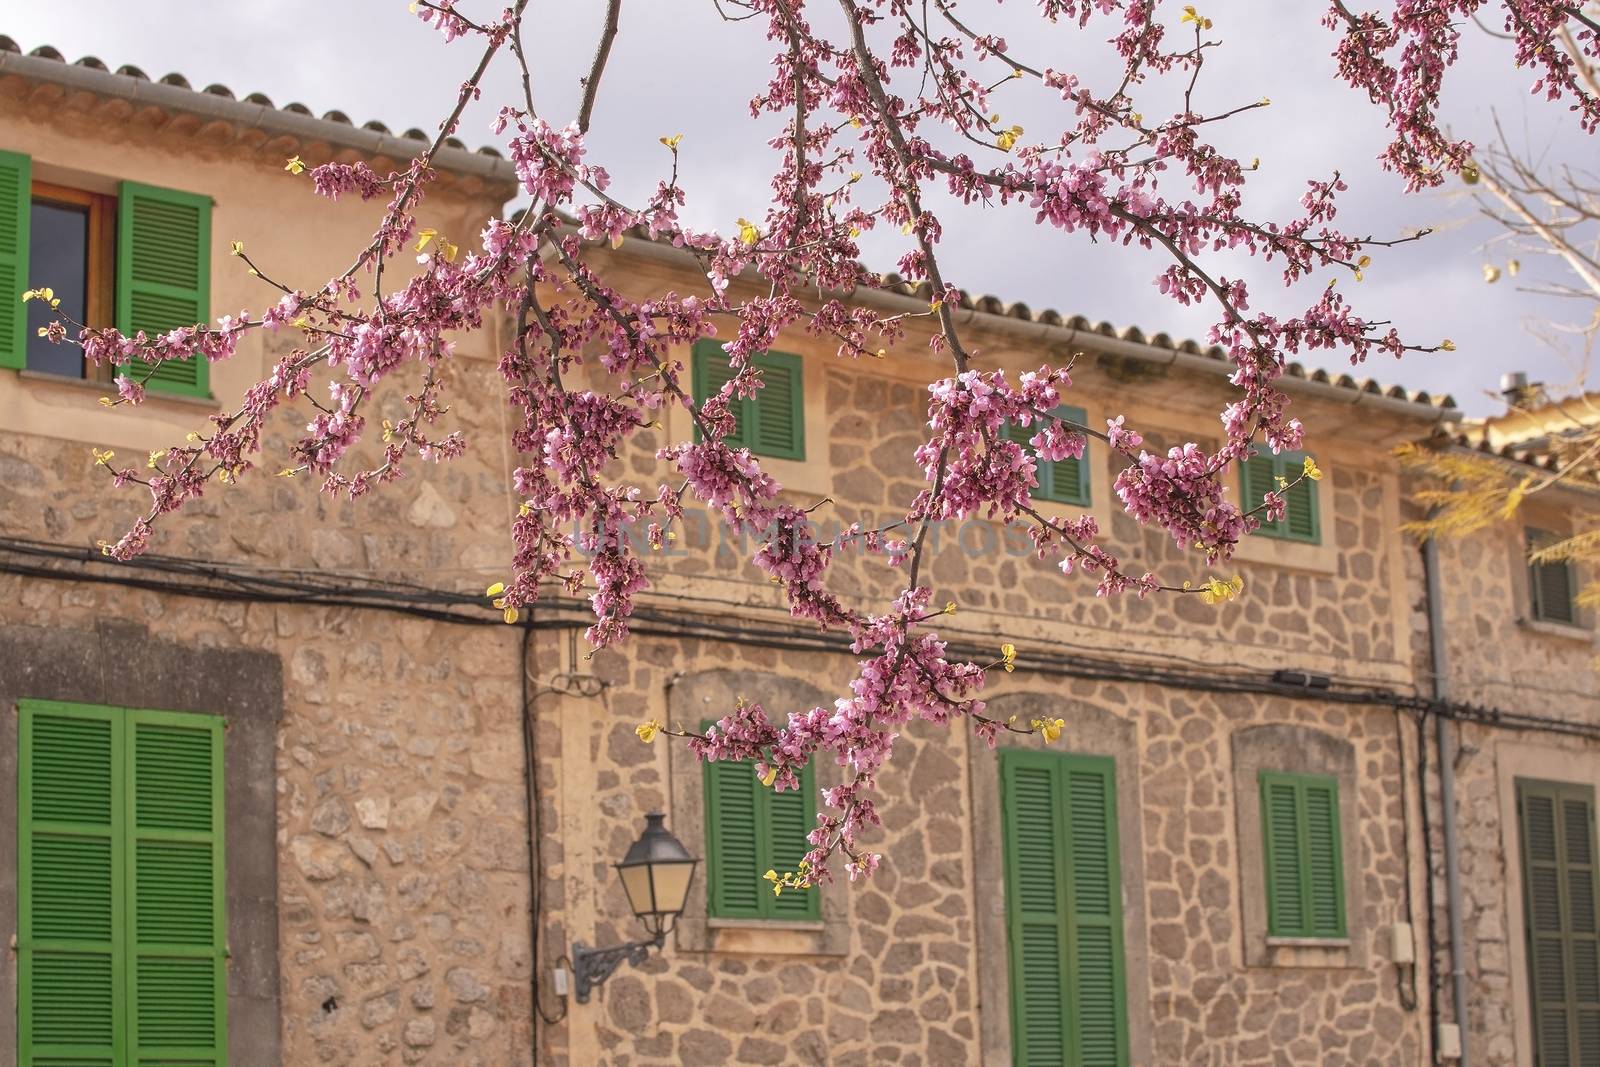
(1064, 758, 1127, 1066)
(1242, 451, 1320, 543)
(116, 181, 212, 397)
(1280, 452, 1320, 543)
(1518, 779, 1600, 1066)
(702, 724, 820, 921)
(1260, 772, 1346, 939)
(18, 700, 126, 1067)
(0, 149, 31, 370)
(1005, 405, 1091, 506)
(1241, 453, 1284, 537)
(1528, 528, 1578, 625)
(1001, 749, 1129, 1067)
(691, 340, 750, 449)
(704, 756, 765, 918)
(751, 350, 805, 461)
(764, 757, 820, 920)
(690, 342, 805, 459)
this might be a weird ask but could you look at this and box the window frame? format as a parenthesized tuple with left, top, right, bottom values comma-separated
(1240, 448, 1321, 544)
(25, 181, 117, 383)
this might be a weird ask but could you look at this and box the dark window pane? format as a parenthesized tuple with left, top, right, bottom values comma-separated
(26, 200, 88, 378)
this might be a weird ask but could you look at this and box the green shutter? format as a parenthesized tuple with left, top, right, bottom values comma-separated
(1242, 450, 1319, 543)
(702, 723, 820, 921)
(1260, 771, 1346, 939)
(704, 757, 764, 917)
(1005, 405, 1090, 507)
(1519, 779, 1600, 1066)
(17, 701, 226, 1067)
(690, 341, 805, 459)
(692, 340, 750, 449)
(1001, 749, 1128, 1067)
(752, 350, 805, 460)
(765, 758, 819, 920)
(19, 700, 126, 1067)
(116, 181, 212, 397)
(0, 149, 30, 369)
(1529, 529, 1579, 626)
(127, 710, 227, 1066)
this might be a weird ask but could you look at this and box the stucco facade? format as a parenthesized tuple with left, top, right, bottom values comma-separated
(1, 41, 1597, 1067)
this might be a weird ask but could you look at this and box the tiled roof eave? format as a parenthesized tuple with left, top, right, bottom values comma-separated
(0, 38, 518, 186)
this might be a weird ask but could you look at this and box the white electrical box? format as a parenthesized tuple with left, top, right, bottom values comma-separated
(552, 967, 570, 997)
(1391, 921, 1416, 965)
(1437, 1023, 1462, 1060)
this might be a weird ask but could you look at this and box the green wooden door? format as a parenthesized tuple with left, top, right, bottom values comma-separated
(17, 700, 226, 1067)
(1000, 749, 1128, 1066)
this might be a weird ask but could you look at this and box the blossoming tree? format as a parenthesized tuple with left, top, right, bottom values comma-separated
(35, 0, 1600, 884)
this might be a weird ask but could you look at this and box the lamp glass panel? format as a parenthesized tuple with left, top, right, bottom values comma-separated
(649, 861, 694, 913)
(618, 863, 655, 916)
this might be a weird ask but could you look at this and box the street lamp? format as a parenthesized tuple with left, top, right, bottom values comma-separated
(570, 812, 698, 1003)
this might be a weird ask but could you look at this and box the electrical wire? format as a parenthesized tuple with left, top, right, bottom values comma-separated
(5, 535, 1598, 741)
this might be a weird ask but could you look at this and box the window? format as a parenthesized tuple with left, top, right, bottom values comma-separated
(1528, 528, 1580, 626)
(1259, 771, 1346, 940)
(1240, 449, 1319, 543)
(17, 699, 227, 1067)
(691, 339, 805, 460)
(1005, 404, 1091, 507)
(0, 149, 212, 396)
(1000, 749, 1128, 1067)
(701, 735, 819, 921)
(1517, 778, 1600, 1067)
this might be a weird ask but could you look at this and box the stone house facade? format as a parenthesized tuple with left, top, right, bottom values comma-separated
(0, 39, 1596, 1067)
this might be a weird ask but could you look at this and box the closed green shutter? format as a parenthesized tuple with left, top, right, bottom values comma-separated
(1528, 529, 1579, 626)
(19, 700, 126, 1067)
(1260, 772, 1346, 939)
(1241, 450, 1319, 543)
(692, 340, 750, 449)
(0, 149, 30, 370)
(127, 710, 228, 1066)
(690, 341, 805, 459)
(704, 757, 764, 917)
(1000, 749, 1128, 1067)
(1519, 779, 1600, 1066)
(116, 181, 212, 397)
(752, 351, 805, 460)
(17, 700, 226, 1067)
(702, 725, 820, 921)
(1005, 405, 1090, 507)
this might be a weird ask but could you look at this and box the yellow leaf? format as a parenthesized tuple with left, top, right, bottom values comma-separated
(610, 234, 624, 250)
(996, 124, 1023, 152)
(1440, 339, 1456, 352)
(92, 448, 115, 466)
(736, 218, 760, 246)
(415, 228, 438, 253)
(1000, 642, 1017, 672)
(503, 606, 520, 624)
(1301, 456, 1323, 482)
(1483, 264, 1501, 284)
(285, 156, 306, 175)
(440, 240, 459, 263)
(635, 720, 663, 743)
(230, 241, 245, 257)
(98, 396, 115, 407)
(147, 450, 165, 468)
(485, 581, 506, 597)
(761, 766, 778, 787)
(659, 133, 684, 149)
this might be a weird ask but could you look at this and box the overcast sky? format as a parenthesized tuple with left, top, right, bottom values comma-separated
(10, 2, 1594, 415)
